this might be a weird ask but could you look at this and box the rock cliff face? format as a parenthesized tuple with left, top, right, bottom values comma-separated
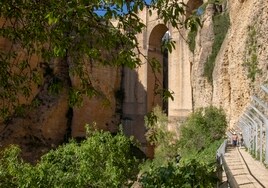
(192, 0, 268, 128)
(0, 63, 121, 162)
(191, 3, 214, 109)
(0, 33, 122, 162)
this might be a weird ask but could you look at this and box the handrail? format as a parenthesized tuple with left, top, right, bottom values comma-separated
(216, 139, 239, 188)
(216, 139, 227, 164)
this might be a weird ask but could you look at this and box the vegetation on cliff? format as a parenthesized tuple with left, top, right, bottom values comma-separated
(0, 106, 228, 187)
(186, 0, 230, 83)
(204, 1, 230, 83)
(243, 25, 262, 82)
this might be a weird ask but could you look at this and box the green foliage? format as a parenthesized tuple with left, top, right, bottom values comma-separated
(48, 77, 63, 95)
(0, 0, 200, 120)
(186, 13, 202, 52)
(178, 106, 227, 156)
(140, 106, 226, 187)
(161, 38, 176, 53)
(243, 25, 261, 82)
(0, 129, 140, 187)
(144, 106, 171, 146)
(188, 29, 198, 53)
(180, 139, 224, 167)
(140, 159, 218, 188)
(143, 106, 179, 169)
(204, 9, 230, 83)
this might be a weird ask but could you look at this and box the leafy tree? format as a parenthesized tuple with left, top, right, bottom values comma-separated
(139, 159, 218, 188)
(139, 106, 226, 187)
(0, 128, 140, 187)
(178, 106, 227, 156)
(143, 106, 179, 166)
(0, 0, 199, 120)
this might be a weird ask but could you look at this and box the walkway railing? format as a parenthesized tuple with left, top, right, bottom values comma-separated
(237, 85, 268, 164)
(216, 139, 239, 188)
(216, 139, 227, 165)
(216, 85, 268, 187)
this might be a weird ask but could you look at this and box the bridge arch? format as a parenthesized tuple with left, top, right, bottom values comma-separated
(122, 7, 194, 156)
(147, 24, 169, 114)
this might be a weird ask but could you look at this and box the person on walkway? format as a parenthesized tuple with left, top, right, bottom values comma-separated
(232, 133, 238, 147)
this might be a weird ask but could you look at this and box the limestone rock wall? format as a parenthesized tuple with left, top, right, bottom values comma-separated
(0, 17, 122, 161)
(71, 66, 122, 138)
(192, 0, 268, 128)
(0, 63, 121, 162)
(191, 4, 214, 109)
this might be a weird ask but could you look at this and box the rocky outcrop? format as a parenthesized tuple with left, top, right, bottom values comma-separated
(192, 0, 268, 128)
(0, 64, 122, 162)
(213, 0, 268, 127)
(0, 41, 122, 163)
(191, 3, 214, 109)
(0, 72, 70, 162)
(71, 65, 122, 138)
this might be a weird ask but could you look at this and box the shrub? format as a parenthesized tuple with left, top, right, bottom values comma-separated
(188, 29, 198, 53)
(144, 106, 179, 166)
(0, 129, 140, 187)
(242, 25, 261, 82)
(139, 159, 218, 188)
(178, 106, 227, 156)
(139, 106, 226, 187)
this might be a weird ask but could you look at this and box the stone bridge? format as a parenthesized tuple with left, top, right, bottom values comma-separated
(122, 0, 204, 152)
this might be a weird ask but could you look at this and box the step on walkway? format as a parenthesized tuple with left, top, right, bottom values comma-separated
(224, 146, 268, 187)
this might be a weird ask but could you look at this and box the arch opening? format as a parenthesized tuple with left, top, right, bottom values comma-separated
(147, 24, 169, 114)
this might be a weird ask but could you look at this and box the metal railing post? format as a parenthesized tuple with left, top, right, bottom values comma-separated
(239, 120, 252, 150)
(248, 111, 264, 162)
(250, 105, 268, 164)
(244, 113, 258, 158)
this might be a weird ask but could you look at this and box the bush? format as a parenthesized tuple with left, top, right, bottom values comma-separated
(242, 25, 261, 82)
(139, 159, 218, 188)
(178, 106, 227, 157)
(139, 106, 226, 187)
(188, 28, 198, 53)
(0, 129, 140, 187)
(144, 106, 179, 167)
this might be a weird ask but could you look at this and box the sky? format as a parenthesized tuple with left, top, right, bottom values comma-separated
(95, 0, 152, 16)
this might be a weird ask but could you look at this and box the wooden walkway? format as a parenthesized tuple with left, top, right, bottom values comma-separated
(222, 146, 268, 187)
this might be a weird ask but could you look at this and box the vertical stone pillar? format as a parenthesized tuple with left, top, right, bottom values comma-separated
(122, 8, 149, 148)
(168, 27, 192, 125)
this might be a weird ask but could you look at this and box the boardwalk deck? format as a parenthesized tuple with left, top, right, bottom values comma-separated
(223, 146, 268, 187)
